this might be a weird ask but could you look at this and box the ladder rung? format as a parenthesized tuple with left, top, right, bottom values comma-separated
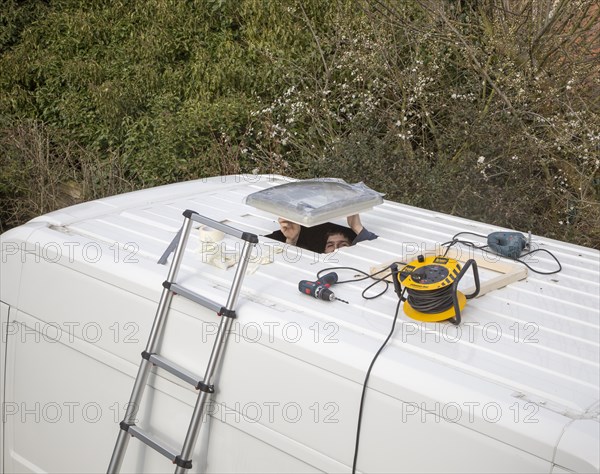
(148, 354, 202, 388)
(109, 209, 256, 474)
(168, 282, 223, 313)
(128, 425, 179, 462)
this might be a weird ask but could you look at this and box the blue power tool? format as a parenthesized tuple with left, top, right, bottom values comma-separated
(487, 231, 529, 259)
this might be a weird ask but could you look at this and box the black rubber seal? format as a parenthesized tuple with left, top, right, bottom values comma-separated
(196, 381, 215, 393)
(241, 231, 259, 243)
(218, 307, 236, 319)
(119, 421, 133, 432)
(174, 456, 193, 469)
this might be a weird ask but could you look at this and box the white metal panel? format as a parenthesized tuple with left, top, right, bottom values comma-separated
(1, 174, 598, 473)
(554, 419, 600, 473)
(3, 309, 138, 473)
(1, 301, 9, 474)
(0, 222, 42, 308)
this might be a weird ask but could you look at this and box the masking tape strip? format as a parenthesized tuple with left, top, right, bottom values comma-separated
(199, 225, 225, 242)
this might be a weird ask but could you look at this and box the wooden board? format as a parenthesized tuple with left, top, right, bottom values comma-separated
(370, 247, 528, 298)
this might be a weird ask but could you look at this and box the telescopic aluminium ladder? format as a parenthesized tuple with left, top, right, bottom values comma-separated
(107, 209, 258, 473)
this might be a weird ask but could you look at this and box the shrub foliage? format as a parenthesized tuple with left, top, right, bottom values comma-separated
(1, 0, 598, 247)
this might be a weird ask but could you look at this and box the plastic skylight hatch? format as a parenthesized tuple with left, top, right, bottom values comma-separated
(244, 178, 384, 227)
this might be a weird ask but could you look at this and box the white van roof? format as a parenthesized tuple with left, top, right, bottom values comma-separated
(2, 174, 599, 470)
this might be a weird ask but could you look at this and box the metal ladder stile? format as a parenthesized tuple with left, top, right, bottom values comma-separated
(107, 209, 259, 474)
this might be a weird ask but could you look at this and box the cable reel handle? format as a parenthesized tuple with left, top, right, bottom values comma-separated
(456, 259, 480, 300)
(448, 259, 480, 325)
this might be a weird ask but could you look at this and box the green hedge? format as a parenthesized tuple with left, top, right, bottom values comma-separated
(1, 0, 598, 247)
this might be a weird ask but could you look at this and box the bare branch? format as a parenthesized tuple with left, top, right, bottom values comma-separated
(298, 2, 329, 90)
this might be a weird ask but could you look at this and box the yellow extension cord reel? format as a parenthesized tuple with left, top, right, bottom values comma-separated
(396, 255, 480, 325)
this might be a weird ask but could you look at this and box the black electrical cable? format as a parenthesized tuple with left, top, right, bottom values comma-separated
(515, 248, 562, 275)
(440, 232, 489, 257)
(315, 264, 406, 472)
(316, 263, 405, 300)
(352, 296, 403, 474)
(406, 286, 456, 314)
(451, 231, 488, 240)
(318, 228, 560, 473)
(443, 232, 562, 275)
(441, 238, 488, 255)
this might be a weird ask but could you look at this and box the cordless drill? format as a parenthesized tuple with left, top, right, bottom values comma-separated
(298, 272, 348, 303)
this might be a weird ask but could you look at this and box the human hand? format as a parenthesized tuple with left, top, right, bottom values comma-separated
(346, 214, 364, 235)
(278, 218, 300, 245)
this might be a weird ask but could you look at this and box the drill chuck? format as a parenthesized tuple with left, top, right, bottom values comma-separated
(298, 272, 345, 302)
(313, 286, 336, 301)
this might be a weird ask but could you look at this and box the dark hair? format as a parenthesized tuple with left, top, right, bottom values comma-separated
(325, 228, 354, 243)
(265, 222, 356, 253)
